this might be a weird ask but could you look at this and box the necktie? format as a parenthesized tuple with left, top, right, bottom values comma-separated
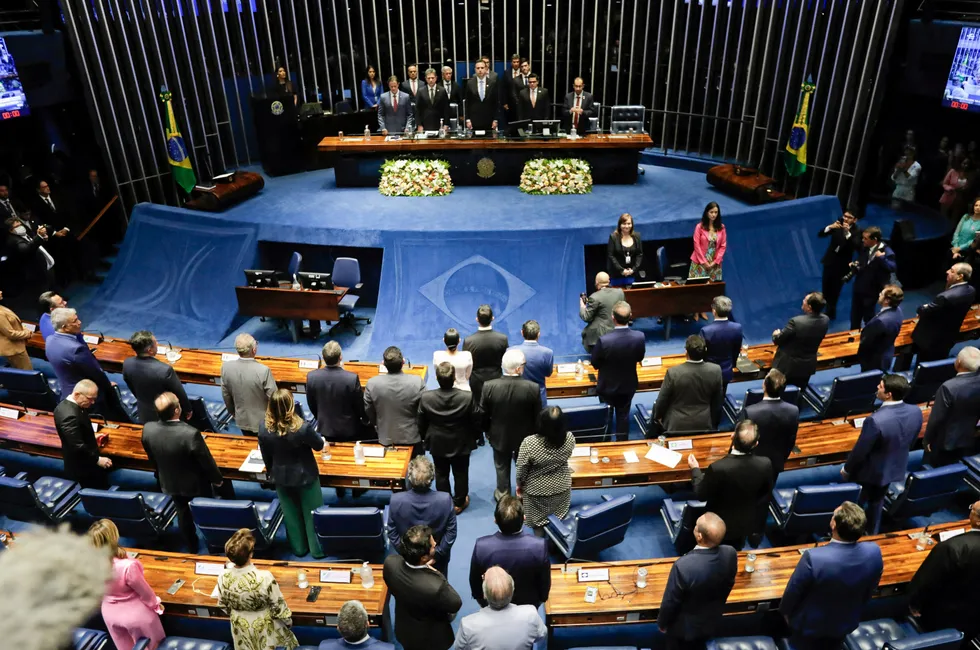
(531, 89, 536, 108)
(1, 199, 9, 213)
(479, 79, 485, 101)
(412, 80, 416, 93)
(46, 196, 55, 211)
(574, 94, 581, 127)
(393, 94, 398, 112)
(430, 87, 435, 102)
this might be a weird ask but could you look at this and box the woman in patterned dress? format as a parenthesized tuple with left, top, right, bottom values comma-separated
(690, 201, 728, 320)
(516, 406, 575, 531)
(217, 528, 298, 650)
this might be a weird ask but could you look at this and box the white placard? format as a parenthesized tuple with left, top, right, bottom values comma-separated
(645, 444, 683, 468)
(299, 359, 319, 370)
(221, 353, 238, 362)
(543, 127, 551, 136)
(320, 569, 352, 584)
(83, 334, 100, 345)
(0, 407, 20, 420)
(378, 364, 388, 374)
(195, 562, 225, 576)
(210, 584, 220, 599)
(362, 445, 385, 458)
(852, 418, 866, 428)
(668, 439, 693, 451)
(239, 449, 265, 473)
(91, 422, 100, 433)
(22, 322, 36, 333)
(571, 446, 591, 458)
(623, 450, 640, 464)
(641, 357, 662, 367)
(556, 363, 578, 374)
(577, 568, 609, 582)
(939, 528, 966, 542)
(475, 130, 487, 136)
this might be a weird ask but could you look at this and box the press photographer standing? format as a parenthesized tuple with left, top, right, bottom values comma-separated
(818, 210, 861, 320)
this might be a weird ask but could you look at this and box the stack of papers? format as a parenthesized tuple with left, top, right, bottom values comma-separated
(239, 449, 265, 473)
(571, 447, 591, 458)
(645, 444, 683, 468)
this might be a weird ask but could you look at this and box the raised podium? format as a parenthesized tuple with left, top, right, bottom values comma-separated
(251, 94, 302, 176)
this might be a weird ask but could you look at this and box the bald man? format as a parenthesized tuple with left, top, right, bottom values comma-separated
(658, 513, 737, 650)
(580, 272, 625, 353)
(54, 379, 111, 488)
(454, 566, 546, 650)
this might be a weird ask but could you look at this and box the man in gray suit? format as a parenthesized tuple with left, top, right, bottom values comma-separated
(652, 335, 724, 433)
(378, 76, 415, 135)
(219, 333, 276, 436)
(579, 271, 625, 353)
(454, 566, 546, 650)
(365, 345, 426, 456)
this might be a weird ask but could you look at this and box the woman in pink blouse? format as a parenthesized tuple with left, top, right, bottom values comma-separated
(88, 519, 165, 650)
(690, 201, 727, 320)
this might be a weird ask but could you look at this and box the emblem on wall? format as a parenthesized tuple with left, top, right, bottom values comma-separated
(270, 100, 284, 116)
(476, 157, 495, 178)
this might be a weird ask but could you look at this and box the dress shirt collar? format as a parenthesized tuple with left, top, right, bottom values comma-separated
(686, 359, 704, 364)
(345, 635, 372, 645)
(67, 395, 81, 407)
(713, 317, 729, 321)
(478, 325, 493, 331)
(949, 281, 968, 289)
(405, 561, 430, 570)
(730, 448, 747, 456)
(693, 545, 712, 550)
(614, 325, 629, 329)
(829, 538, 856, 545)
(763, 396, 781, 401)
(880, 400, 903, 407)
(522, 340, 539, 346)
(879, 306, 895, 313)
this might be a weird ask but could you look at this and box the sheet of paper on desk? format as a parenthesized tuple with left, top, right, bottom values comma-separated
(645, 444, 683, 468)
(623, 450, 640, 463)
(641, 357, 662, 367)
(221, 353, 238, 362)
(556, 363, 578, 374)
(239, 449, 266, 473)
(939, 528, 966, 542)
(571, 446, 591, 458)
(195, 562, 225, 576)
(321, 569, 352, 583)
(362, 445, 386, 458)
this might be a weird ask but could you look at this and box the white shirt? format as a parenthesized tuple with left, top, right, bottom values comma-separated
(477, 326, 493, 331)
(685, 359, 704, 364)
(829, 538, 856, 545)
(730, 448, 747, 456)
(879, 400, 903, 407)
(714, 317, 729, 321)
(763, 396, 781, 401)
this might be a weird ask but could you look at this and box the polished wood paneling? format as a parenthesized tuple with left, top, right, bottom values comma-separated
(317, 133, 653, 152)
(624, 282, 727, 318)
(235, 286, 348, 322)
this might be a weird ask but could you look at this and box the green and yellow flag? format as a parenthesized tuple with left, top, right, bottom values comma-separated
(785, 76, 816, 177)
(159, 87, 197, 193)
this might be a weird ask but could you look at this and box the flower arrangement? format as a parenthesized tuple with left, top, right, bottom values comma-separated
(379, 158, 454, 196)
(519, 158, 593, 195)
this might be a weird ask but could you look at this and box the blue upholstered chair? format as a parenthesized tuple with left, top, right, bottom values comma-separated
(884, 631, 964, 650)
(313, 505, 388, 559)
(802, 370, 883, 420)
(134, 637, 231, 650)
(567, 647, 640, 650)
(0, 472, 80, 523)
(287, 251, 303, 279)
(330, 257, 371, 335)
(72, 628, 109, 650)
(722, 385, 801, 424)
(0, 367, 60, 411)
(707, 636, 778, 650)
(545, 494, 635, 559)
(187, 394, 232, 432)
(899, 358, 957, 405)
(564, 404, 611, 442)
(883, 464, 968, 523)
(842, 619, 962, 650)
(188, 498, 283, 552)
(656, 246, 688, 280)
(633, 403, 715, 438)
(769, 483, 862, 537)
(660, 497, 707, 555)
(79, 488, 176, 539)
(962, 453, 980, 494)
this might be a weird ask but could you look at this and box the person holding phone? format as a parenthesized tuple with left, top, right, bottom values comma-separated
(818, 210, 861, 320)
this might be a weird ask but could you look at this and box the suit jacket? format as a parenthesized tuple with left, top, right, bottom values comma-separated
(516, 87, 551, 122)
(743, 398, 800, 477)
(0, 197, 26, 221)
(464, 76, 498, 130)
(377, 90, 415, 133)
(387, 487, 457, 573)
(32, 192, 75, 231)
(462, 329, 509, 405)
(908, 529, 980, 635)
(382, 554, 462, 650)
(415, 84, 451, 131)
(923, 371, 980, 452)
(511, 341, 554, 405)
(121, 355, 190, 424)
(0, 304, 31, 357)
(853, 244, 897, 298)
(700, 319, 744, 383)
(591, 327, 646, 397)
(364, 371, 426, 445)
(5, 231, 52, 281)
(306, 365, 368, 440)
(912, 283, 976, 352)
(418, 387, 478, 457)
(400, 78, 421, 103)
(580, 286, 625, 349)
(454, 603, 547, 650)
(654, 360, 724, 432)
(858, 306, 904, 372)
(440, 80, 462, 108)
(657, 546, 738, 640)
(318, 638, 393, 650)
(692, 453, 773, 541)
(53, 399, 102, 484)
(772, 313, 831, 384)
(141, 420, 222, 497)
(503, 70, 528, 109)
(481, 375, 542, 453)
(469, 531, 550, 607)
(46, 331, 113, 401)
(818, 223, 861, 270)
(219, 357, 276, 433)
(257, 420, 323, 488)
(844, 402, 923, 486)
(561, 91, 596, 133)
(779, 540, 884, 639)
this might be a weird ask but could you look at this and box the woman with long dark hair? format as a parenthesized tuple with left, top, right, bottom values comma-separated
(516, 406, 575, 531)
(274, 66, 297, 105)
(431, 327, 473, 391)
(361, 65, 382, 108)
(690, 201, 727, 320)
(607, 212, 643, 286)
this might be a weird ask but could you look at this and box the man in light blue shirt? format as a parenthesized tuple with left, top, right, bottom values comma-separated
(509, 320, 553, 406)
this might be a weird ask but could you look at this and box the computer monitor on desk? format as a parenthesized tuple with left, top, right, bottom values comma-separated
(244, 269, 277, 288)
(297, 272, 333, 291)
(531, 120, 560, 137)
(505, 119, 531, 138)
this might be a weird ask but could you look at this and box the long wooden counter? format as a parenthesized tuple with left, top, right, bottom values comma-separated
(545, 520, 967, 628)
(317, 132, 653, 152)
(0, 406, 411, 491)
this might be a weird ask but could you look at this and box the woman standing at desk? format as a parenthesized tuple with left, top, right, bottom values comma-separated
(274, 66, 297, 106)
(361, 65, 382, 109)
(690, 201, 727, 320)
(607, 212, 643, 287)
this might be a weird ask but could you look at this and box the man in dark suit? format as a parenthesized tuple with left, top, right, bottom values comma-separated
(54, 380, 112, 488)
(908, 500, 980, 644)
(440, 66, 463, 110)
(464, 59, 498, 131)
(141, 392, 225, 550)
(378, 76, 414, 135)
(591, 301, 645, 440)
(849, 226, 897, 329)
(121, 330, 190, 424)
(482, 349, 542, 501)
(842, 373, 923, 533)
(780, 502, 884, 650)
(688, 420, 774, 549)
(462, 304, 509, 407)
(382, 525, 462, 650)
(509, 319, 554, 406)
(923, 346, 980, 466)
(818, 210, 861, 320)
(653, 335, 724, 434)
(857, 284, 905, 372)
(580, 271, 625, 353)
(469, 496, 550, 608)
(700, 295, 743, 390)
(772, 292, 831, 389)
(742, 369, 799, 480)
(400, 65, 420, 104)
(501, 54, 524, 122)
(0, 184, 28, 221)
(415, 68, 451, 131)
(516, 73, 551, 122)
(387, 456, 457, 575)
(910, 263, 976, 363)
(561, 77, 596, 133)
(32, 179, 80, 287)
(4, 215, 54, 297)
(657, 512, 738, 650)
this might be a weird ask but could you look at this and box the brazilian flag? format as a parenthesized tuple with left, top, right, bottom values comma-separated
(159, 87, 197, 193)
(785, 76, 816, 177)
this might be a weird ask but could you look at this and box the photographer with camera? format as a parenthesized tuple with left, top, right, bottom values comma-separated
(818, 210, 861, 319)
(848, 226, 897, 330)
(579, 272, 624, 354)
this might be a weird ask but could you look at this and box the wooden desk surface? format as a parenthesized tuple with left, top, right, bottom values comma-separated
(545, 519, 967, 627)
(0, 407, 412, 490)
(624, 282, 727, 319)
(235, 286, 348, 322)
(317, 133, 653, 152)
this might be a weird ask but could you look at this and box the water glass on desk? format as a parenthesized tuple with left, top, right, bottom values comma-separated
(745, 553, 756, 573)
(321, 440, 331, 461)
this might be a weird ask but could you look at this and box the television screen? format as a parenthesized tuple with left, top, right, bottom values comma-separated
(943, 26, 980, 112)
(0, 37, 29, 120)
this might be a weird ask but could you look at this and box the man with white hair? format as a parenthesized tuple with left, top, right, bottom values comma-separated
(54, 379, 112, 488)
(923, 346, 980, 466)
(319, 600, 394, 649)
(909, 262, 976, 364)
(454, 566, 546, 650)
(387, 456, 457, 575)
(441, 65, 462, 107)
(580, 271, 625, 353)
(219, 332, 276, 436)
(481, 348, 542, 501)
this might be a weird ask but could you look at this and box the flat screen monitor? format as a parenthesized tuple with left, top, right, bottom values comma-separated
(943, 26, 980, 113)
(685, 277, 710, 285)
(505, 119, 531, 137)
(532, 120, 560, 136)
(0, 37, 30, 121)
(297, 272, 333, 291)
(244, 269, 277, 288)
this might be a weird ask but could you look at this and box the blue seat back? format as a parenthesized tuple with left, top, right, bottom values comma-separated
(189, 498, 264, 549)
(313, 506, 385, 555)
(571, 494, 635, 555)
(782, 483, 862, 534)
(287, 251, 303, 278)
(564, 404, 610, 442)
(333, 257, 361, 287)
(886, 630, 964, 650)
(707, 637, 779, 650)
(656, 246, 668, 278)
(73, 627, 108, 650)
(905, 359, 957, 404)
(79, 489, 167, 538)
(889, 465, 968, 519)
(819, 370, 883, 418)
(674, 500, 707, 555)
(157, 638, 231, 650)
(0, 368, 60, 411)
(0, 476, 46, 522)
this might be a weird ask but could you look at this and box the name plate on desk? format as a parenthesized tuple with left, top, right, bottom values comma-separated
(0, 407, 20, 420)
(195, 562, 225, 576)
(474, 130, 487, 136)
(641, 357, 662, 367)
(623, 450, 640, 463)
(221, 353, 239, 362)
(556, 363, 578, 374)
(320, 569, 352, 583)
(362, 445, 386, 458)
(83, 334, 101, 345)
(298, 359, 319, 370)
(852, 418, 866, 428)
(239, 449, 266, 473)
(571, 446, 591, 458)
(939, 528, 966, 542)
(22, 322, 35, 333)
(577, 568, 609, 582)
(668, 439, 693, 451)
